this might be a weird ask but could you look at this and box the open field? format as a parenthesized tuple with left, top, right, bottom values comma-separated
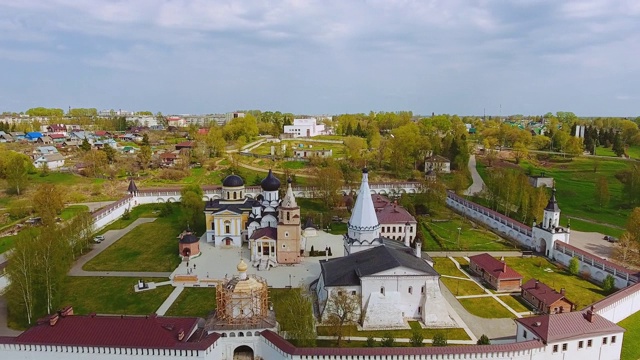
(433, 258, 466, 277)
(165, 288, 217, 318)
(619, 310, 640, 360)
(441, 277, 485, 296)
(422, 215, 518, 252)
(499, 295, 530, 313)
(504, 257, 606, 309)
(84, 206, 182, 272)
(458, 297, 514, 318)
(0, 234, 16, 254)
(59, 205, 89, 220)
(251, 139, 345, 158)
(96, 203, 162, 234)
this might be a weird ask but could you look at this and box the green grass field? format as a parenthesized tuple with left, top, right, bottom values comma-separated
(165, 288, 217, 317)
(441, 277, 486, 296)
(504, 257, 606, 309)
(619, 310, 640, 360)
(0, 234, 17, 254)
(593, 146, 617, 157)
(498, 295, 530, 313)
(60, 277, 173, 315)
(433, 258, 466, 277)
(423, 217, 518, 251)
(96, 204, 163, 234)
(458, 297, 514, 318)
(626, 145, 640, 160)
(84, 209, 182, 272)
(317, 322, 470, 340)
(59, 205, 89, 220)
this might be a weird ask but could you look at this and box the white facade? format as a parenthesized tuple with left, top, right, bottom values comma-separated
(283, 118, 325, 138)
(33, 155, 64, 170)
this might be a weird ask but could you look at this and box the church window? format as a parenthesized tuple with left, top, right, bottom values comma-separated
(233, 191, 237, 200)
(418, 306, 422, 314)
(351, 291, 356, 296)
(562, 343, 567, 351)
(282, 244, 286, 248)
(287, 212, 290, 221)
(602, 337, 608, 345)
(393, 226, 396, 233)
(227, 192, 230, 200)
(421, 286, 425, 294)
(285, 232, 289, 237)
(612, 336, 617, 344)
(578, 340, 583, 349)
(338, 290, 343, 296)
(408, 286, 413, 294)
(552, 345, 558, 353)
(380, 287, 385, 295)
(224, 221, 230, 234)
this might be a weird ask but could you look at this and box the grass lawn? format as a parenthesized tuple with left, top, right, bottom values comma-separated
(0, 234, 17, 254)
(424, 217, 518, 251)
(317, 322, 470, 340)
(165, 288, 217, 318)
(504, 257, 606, 309)
(96, 203, 162, 234)
(441, 277, 485, 296)
(433, 258, 466, 277)
(626, 145, 640, 160)
(59, 205, 89, 220)
(62, 277, 173, 315)
(269, 288, 294, 330)
(454, 257, 469, 265)
(29, 172, 86, 185)
(593, 146, 617, 157)
(458, 297, 514, 318)
(282, 161, 306, 170)
(84, 209, 182, 272)
(618, 310, 640, 360)
(559, 217, 624, 237)
(498, 295, 530, 313)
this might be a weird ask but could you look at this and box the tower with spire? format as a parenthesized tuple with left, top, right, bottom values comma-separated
(344, 167, 383, 254)
(276, 178, 301, 264)
(531, 188, 570, 258)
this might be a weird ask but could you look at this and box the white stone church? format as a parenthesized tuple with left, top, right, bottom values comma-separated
(312, 168, 459, 329)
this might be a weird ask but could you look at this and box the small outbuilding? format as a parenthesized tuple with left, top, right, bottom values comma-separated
(469, 253, 523, 292)
(178, 227, 200, 259)
(521, 278, 574, 314)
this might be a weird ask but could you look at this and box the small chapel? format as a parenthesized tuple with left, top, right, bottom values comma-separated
(203, 170, 302, 268)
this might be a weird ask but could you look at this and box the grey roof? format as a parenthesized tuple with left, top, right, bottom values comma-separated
(222, 174, 244, 187)
(545, 188, 560, 212)
(319, 244, 438, 287)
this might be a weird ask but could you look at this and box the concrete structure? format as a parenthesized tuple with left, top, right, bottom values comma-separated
(521, 279, 574, 314)
(283, 118, 325, 138)
(293, 148, 332, 159)
(469, 253, 523, 292)
(528, 175, 554, 188)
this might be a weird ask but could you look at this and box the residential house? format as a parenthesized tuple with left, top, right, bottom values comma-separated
(469, 253, 523, 291)
(33, 153, 65, 170)
(293, 148, 332, 159)
(10, 132, 25, 141)
(119, 133, 142, 142)
(35, 146, 59, 156)
(48, 133, 66, 144)
(69, 131, 92, 142)
(36, 135, 53, 145)
(121, 146, 138, 154)
(46, 124, 67, 135)
(521, 279, 574, 314)
(175, 141, 194, 151)
(424, 154, 451, 174)
(166, 116, 187, 128)
(62, 139, 82, 147)
(25, 132, 43, 142)
(94, 139, 117, 149)
(94, 130, 112, 138)
(159, 151, 178, 166)
(65, 124, 82, 133)
(0, 131, 13, 143)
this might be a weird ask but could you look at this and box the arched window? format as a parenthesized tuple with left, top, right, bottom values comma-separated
(421, 286, 425, 294)
(380, 287, 385, 295)
(233, 191, 237, 200)
(226, 192, 230, 200)
(224, 221, 231, 234)
(287, 212, 290, 221)
(408, 286, 413, 294)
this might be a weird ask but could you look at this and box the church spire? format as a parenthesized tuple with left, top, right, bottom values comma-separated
(281, 177, 298, 208)
(545, 188, 560, 212)
(347, 168, 380, 239)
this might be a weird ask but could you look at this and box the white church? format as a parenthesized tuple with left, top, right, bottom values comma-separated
(312, 168, 459, 329)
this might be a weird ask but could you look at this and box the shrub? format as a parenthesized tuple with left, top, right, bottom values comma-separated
(477, 334, 491, 345)
(602, 274, 616, 293)
(159, 202, 173, 217)
(409, 330, 424, 347)
(569, 257, 580, 275)
(121, 208, 131, 220)
(380, 333, 395, 347)
(365, 336, 376, 347)
(432, 332, 447, 347)
(158, 169, 188, 181)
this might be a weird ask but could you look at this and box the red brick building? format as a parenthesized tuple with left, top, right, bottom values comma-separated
(469, 253, 523, 292)
(521, 278, 574, 314)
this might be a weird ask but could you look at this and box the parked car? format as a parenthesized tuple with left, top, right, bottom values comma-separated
(94, 235, 105, 243)
(608, 237, 619, 243)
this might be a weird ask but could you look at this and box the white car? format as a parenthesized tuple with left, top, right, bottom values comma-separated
(94, 235, 105, 243)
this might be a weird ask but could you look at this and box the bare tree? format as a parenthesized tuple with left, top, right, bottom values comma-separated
(323, 288, 360, 347)
(5, 229, 40, 324)
(37, 228, 72, 314)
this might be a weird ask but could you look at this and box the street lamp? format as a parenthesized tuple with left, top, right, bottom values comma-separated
(457, 227, 462, 250)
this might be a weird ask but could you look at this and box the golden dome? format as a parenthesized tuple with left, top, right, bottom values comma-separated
(237, 259, 248, 272)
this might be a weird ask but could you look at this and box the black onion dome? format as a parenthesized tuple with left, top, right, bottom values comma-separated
(222, 174, 244, 187)
(179, 233, 198, 244)
(261, 169, 281, 191)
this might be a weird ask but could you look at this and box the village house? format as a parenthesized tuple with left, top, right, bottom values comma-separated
(36, 135, 53, 145)
(35, 146, 58, 156)
(175, 141, 194, 151)
(0, 132, 13, 142)
(48, 133, 66, 144)
(469, 253, 523, 291)
(521, 279, 575, 314)
(33, 153, 65, 170)
(46, 124, 67, 135)
(424, 154, 451, 174)
(25, 131, 43, 142)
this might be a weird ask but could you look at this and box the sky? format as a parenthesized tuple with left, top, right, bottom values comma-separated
(0, 0, 639, 117)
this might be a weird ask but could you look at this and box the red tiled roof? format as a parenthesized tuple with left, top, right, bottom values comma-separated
(522, 279, 570, 306)
(197, 128, 208, 135)
(160, 152, 177, 159)
(260, 330, 542, 356)
(516, 310, 625, 343)
(469, 253, 522, 280)
(48, 133, 66, 139)
(10, 314, 208, 349)
(48, 124, 66, 132)
(250, 227, 277, 240)
(94, 130, 109, 136)
(371, 195, 416, 224)
(175, 141, 194, 148)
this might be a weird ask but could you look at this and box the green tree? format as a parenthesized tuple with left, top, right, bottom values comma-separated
(569, 257, 580, 275)
(32, 184, 65, 227)
(80, 138, 92, 151)
(279, 288, 316, 347)
(602, 274, 616, 293)
(5, 152, 32, 195)
(477, 334, 491, 345)
(5, 228, 40, 324)
(312, 162, 343, 209)
(612, 132, 625, 157)
(365, 336, 376, 347)
(432, 332, 447, 346)
(594, 176, 610, 208)
(180, 184, 204, 232)
(626, 208, 640, 242)
(101, 144, 117, 164)
(324, 288, 360, 347)
(410, 330, 424, 347)
(137, 145, 152, 170)
(141, 133, 150, 146)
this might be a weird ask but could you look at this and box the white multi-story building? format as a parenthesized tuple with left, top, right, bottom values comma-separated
(372, 194, 417, 242)
(283, 118, 325, 138)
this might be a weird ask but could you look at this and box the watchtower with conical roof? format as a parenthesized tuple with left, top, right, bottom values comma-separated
(343, 168, 383, 254)
(531, 188, 570, 258)
(276, 178, 301, 264)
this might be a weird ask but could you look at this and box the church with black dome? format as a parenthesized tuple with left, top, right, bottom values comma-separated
(204, 170, 302, 268)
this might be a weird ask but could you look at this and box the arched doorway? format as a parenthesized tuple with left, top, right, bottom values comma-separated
(537, 238, 547, 256)
(233, 345, 254, 360)
(182, 248, 191, 257)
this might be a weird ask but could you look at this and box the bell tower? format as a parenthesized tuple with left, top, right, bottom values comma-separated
(277, 178, 301, 264)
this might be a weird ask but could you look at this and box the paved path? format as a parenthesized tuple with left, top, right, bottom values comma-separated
(464, 155, 485, 196)
(156, 286, 184, 315)
(68, 201, 116, 212)
(68, 218, 159, 277)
